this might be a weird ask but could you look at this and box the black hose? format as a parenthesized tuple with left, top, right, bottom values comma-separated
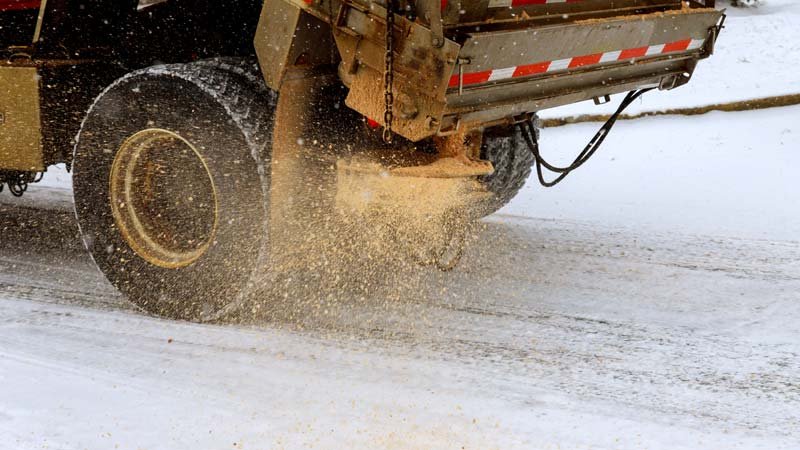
(522, 88, 654, 187)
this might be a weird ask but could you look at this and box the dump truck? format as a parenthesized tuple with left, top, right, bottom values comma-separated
(0, 0, 724, 320)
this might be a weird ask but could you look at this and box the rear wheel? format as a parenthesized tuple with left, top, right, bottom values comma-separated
(73, 61, 276, 321)
(476, 120, 537, 217)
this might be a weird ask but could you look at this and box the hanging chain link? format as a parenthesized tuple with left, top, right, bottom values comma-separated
(0, 170, 41, 197)
(382, 0, 395, 144)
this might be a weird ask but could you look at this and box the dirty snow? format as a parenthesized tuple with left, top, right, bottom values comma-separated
(2, 105, 799, 449)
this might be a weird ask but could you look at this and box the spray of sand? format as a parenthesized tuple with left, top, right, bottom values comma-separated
(215, 77, 491, 336)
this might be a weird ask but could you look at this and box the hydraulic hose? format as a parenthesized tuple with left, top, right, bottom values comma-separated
(521, 88, 654, 187)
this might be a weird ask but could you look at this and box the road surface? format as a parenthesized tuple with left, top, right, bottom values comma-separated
(1, 108, 799, 449)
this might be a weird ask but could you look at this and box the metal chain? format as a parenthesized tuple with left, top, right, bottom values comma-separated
(0, 170, 40, 197)
(383, 0, 395, 144)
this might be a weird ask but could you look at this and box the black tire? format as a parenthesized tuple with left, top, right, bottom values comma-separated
(476, 120, 538, 217)
(73, 61, 277, 321)
(193, 57, 266, 91)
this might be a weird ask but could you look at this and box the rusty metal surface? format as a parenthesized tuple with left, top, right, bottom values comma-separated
(343, 65, 449, 141)
(443, 63, 688, 131)
(333, 2, 459, 140)
(255, 0, 337, 91)
(0, 66, 42, 171)
(254, 0, 303, 90)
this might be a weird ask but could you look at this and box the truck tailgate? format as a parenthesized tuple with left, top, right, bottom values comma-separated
(442, 7, 724, 130)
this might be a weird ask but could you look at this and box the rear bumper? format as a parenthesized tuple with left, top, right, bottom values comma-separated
(271, 0, 725, 142)
(440, 8, 725, 132)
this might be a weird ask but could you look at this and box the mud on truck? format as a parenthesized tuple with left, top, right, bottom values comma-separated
(0, 0, 724, 320)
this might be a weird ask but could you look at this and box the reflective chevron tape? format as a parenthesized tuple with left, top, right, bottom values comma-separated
(449, 38, 705, 88)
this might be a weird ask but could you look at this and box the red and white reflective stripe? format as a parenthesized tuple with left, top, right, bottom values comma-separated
(488, 0, 583, 8)
(449, 38, 704, 88)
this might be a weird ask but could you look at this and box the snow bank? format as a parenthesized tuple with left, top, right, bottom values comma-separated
(503, 105, 800, 241)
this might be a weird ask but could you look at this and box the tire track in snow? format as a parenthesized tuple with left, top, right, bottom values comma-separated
(1, 200, 799, 443)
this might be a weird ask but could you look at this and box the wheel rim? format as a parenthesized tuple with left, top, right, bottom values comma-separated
(109, 128, 219, 269)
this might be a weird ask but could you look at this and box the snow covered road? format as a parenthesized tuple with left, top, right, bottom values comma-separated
(2, 107, 799, 449)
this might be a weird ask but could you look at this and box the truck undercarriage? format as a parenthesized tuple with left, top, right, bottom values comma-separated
(0, 0, 724, 320)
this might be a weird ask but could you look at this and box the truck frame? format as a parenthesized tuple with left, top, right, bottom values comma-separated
(0, 0, 724, 320)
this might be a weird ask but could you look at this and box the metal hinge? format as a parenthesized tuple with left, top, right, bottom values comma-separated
(456, 57, 471, 95)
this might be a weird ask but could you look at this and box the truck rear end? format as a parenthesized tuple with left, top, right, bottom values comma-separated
(255, 0, 726, 274)
(257, 0, 725, 141)
(1, 0, 725, 319)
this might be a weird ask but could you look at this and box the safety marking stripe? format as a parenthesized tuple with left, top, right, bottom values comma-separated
(448, 38, 704, 88)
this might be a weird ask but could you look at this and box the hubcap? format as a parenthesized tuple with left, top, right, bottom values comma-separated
(110, 128, 218, 269)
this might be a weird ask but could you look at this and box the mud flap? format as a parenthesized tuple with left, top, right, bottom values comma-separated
(0, 66, 43, 172)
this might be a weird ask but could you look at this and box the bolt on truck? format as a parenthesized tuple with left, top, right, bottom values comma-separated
(0, 0, 724, 320)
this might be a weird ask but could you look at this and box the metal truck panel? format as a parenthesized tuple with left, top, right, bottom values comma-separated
(254, 0, 304, 90)
(443, 56, 693, 130)
(454, 0, 686, 25)
(255, 0, 337, 90)
(440, 7, 723, 130)
(335, 3, 459, 99)
(0, 66, 43, 171)
(333, 2, 460, 141)
(258, 0, 723, 141)
(451, 9, 718, 81)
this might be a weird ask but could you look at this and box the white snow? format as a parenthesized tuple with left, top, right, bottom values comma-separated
(2, 106, 799, 449)
(35, 163, 71, 190)
(501, 105, 800, 241)
(540, 0, 800, 119)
